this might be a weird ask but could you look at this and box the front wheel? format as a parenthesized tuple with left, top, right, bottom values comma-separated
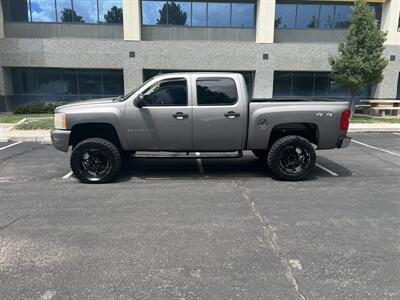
(70, 138, 121, 183)
(267, 135, 316, 181)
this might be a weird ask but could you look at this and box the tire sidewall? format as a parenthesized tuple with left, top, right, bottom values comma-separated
(267, 136, 316, 181)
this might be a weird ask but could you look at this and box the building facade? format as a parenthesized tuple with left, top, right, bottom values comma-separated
(0, 0, 399, 111)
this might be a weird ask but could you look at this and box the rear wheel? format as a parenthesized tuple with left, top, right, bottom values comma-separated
(267, 135, 316, 181)
(70, 138, 121, 183)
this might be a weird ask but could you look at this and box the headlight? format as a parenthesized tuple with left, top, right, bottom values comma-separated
(54, 113, 66, 129)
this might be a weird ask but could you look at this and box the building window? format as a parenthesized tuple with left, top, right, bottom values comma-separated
(397, 74, 400, 98)
(275, 2, 382, 29)
(2, 0, 123, 24)
(10, 68, 124, 104)
(143, 69, 255, 97)
(273, 71, 370, 99)
(141, 1, 256, 28)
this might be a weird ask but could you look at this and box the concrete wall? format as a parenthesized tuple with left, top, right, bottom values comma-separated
(4, 23, 123, 39)
(274, 29, 346, 44)
(141, 26, 256, 42)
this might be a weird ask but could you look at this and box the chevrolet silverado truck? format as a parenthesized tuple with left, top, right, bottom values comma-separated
(51, 72, 351, 183)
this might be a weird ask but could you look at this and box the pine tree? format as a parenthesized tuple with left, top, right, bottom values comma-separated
(329, 0, 388, 105)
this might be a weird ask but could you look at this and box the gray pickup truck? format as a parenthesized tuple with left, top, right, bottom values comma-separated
(51, 72, 351, 183)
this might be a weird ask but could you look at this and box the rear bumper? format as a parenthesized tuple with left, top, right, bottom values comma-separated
(337, 136, 351, 149)
(51, 129, 70, 152)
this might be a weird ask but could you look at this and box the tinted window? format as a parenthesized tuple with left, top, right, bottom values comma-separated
(143, 79, 188, 106)
(273, 72, 292, 97)
(57, 0, 74, 22)
(208, 3, 231, 27)
(397, 74, 400, 98)
(335, 5, 353, 28)
(197, 78, 237, 106)
(30, 0, 56, 22)
(37, 69, 63, 94)
(296, 4, 319, 28)
(169, 1, 191, 26)
(3, 0, 30, 21)
(231, 3, 254, 28)
(99, 0, 123, 23)
(314, 73, 330, 96)
(292, 72, 314, 97)
(275, 4, 296, 28)
(103, 70, 124, 95)
(192, 2, 206, 26)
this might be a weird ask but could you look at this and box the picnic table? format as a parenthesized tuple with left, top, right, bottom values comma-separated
(360, 99, 400, 117)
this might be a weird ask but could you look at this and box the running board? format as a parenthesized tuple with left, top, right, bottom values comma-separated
(133, 151, 243, 159)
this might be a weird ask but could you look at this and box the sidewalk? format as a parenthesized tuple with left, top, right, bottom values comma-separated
(1, 123, 400, 143)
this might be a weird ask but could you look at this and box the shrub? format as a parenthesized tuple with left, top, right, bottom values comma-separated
(14, 102, 67, 114)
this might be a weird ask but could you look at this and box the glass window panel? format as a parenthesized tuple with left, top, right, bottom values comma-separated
(292, 72, 314, 97)
(143, 79, 188, 106)
(275, 4, 296, 28)
(37, 69, 63, 94)
(73, 0, 98, 23)
(231, 3, 255, 28)
(142, 1, 165, 25)
(30, 0, 57, 22)
(197, 78, 238, 106)
(273, 72, 292, 97)
(192, 2, 206, 26)
(296, 4, 320, 28)
(314, 73, 330, 96)
(3, 0, 30, 21)
(78, 70, 102, 95)
(168, 1, 191, 26)
(207, 3, 231, 27)
(99, 0, 123, 23)
(11, 69, 37, 94)
(335, 5, 353, 28)
(62, 70, 78, 95)
(102, 70, 124, 95)
(319, 5, 335, 29)
(328, 78, 350, 97)
(397, 74, 400, 98)
(57, 0, 74, 22)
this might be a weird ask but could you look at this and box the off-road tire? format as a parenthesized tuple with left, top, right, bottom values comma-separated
(70, 138, 121, 183)
(267, 135, 316, 181)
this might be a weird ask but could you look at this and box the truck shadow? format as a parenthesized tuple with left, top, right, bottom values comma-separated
(115, 153, 352, 182)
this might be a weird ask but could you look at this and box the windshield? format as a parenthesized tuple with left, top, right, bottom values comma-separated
(117, 78, 154, 102)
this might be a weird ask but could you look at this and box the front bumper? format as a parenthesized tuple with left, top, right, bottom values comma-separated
(51, 129, 71, 152)
(337, 136, 351, 149)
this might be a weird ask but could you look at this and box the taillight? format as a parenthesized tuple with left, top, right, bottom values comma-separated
(340, 109, 351, 131)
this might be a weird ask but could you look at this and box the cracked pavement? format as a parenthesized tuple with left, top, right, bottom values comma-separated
(0, 133, 399, 299)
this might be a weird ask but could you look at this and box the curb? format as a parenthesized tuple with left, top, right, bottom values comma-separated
(0, 136, 52, 144)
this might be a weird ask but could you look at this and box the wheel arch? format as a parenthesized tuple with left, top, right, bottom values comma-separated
(268, 122, 319, 148)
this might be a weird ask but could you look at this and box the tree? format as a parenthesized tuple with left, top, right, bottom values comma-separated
(329, 0, 388, 106)
(104, 6, 123, 24)
(61, 8, 84, 23)
(157, 2, 187, 25)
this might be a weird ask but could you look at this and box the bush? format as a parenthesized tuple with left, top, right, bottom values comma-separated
(14, 102, 67, 114)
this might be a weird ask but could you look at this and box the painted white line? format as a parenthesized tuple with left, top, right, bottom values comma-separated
(316, 163, 339, 177)
(0, 141, 23, 151)
(61, 171, 74, 180)
(393, 133, 400, 136)
(195, 152, 205, 174)
(352, 139, 400, 157)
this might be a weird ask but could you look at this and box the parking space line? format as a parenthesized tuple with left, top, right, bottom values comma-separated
(352, 139, 400, 157)
(61, 171, 74, 180)
(316, 163, 339, 177)
(195, 152, 205, 174)
(393, 133, 400, 136)
(0, 141, 23, 151)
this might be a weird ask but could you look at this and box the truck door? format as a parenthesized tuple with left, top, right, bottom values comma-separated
(192, 75, 245, 151)
(124, 76, 192, 151)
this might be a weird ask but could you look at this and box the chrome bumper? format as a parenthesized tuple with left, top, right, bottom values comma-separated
(337, 136, 351, 149)
(51, 129, 71, 152)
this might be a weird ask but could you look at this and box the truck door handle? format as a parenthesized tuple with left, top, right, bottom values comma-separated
(172, 112, 189, 120)
(224, 111, 240, 119)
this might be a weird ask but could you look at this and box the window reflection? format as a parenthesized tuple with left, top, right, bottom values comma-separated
(57, 0, 73, 22)
(30, 0, 56, 22)
(207, 3, 230, 27)
(319, 5, 335, 29)
(74, 0, 98, 23)
(335, 5, 353, 28)
(296, 5, 320, 28)
(141, 1, 256, 28)
(231, 3, 254, 28)
(275, 4, 296, 28)
(99, 0, 123, 23)
(192, 2, 206, 26)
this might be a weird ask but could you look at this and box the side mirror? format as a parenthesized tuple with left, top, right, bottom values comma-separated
(135, 93, 145, 108)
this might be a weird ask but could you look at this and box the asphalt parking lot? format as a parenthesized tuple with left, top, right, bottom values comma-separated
(0, 133, 399, 299)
